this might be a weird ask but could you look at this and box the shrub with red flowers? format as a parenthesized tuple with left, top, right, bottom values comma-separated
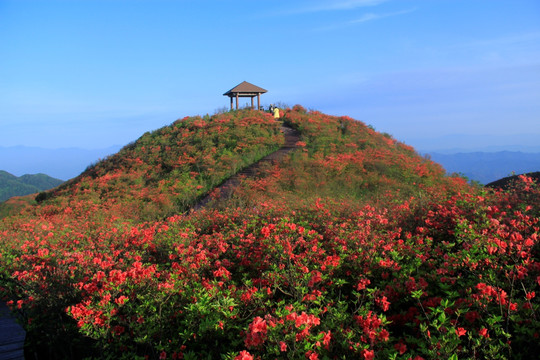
(0, 107, 538, 359)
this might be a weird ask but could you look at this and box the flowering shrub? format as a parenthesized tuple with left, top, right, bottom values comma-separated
(0, 107, 538, 359)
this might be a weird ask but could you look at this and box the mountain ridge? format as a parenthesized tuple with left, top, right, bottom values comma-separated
(0, 170, 63, 203)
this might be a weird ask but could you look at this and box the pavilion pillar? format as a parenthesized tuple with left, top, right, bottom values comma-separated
(230, 96, 233, 110)
(235, 94, 239, 110)
(257, 93, 260, 110)
(251, 97, 254, 109)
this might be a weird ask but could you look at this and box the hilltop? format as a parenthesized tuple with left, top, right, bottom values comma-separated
(20, 107, 458, 222)
(0, 106, 538, 360)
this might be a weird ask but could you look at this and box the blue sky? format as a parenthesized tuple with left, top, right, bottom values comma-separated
(1, 0, 539, 152)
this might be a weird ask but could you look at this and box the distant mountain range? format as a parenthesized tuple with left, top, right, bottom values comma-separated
(0, 145, 121, 180)
(0, 170, 64, 202)
(426, 151, 540, 184)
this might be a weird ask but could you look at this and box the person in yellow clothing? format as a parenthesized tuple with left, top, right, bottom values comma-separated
(273, 106, 280, 120)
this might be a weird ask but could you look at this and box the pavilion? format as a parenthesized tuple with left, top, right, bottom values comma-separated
(223, 81, 267, 110)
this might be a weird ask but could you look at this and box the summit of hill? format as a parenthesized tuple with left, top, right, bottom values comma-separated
(20, 105, 465, 222)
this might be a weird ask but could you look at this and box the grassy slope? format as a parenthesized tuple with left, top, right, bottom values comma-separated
(210, 105, 467, 210)
(0, 107, 462, 219)
(22, 110, 284, 222)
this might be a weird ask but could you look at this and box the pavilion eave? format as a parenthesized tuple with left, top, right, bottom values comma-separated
(224, 92, 264, 97)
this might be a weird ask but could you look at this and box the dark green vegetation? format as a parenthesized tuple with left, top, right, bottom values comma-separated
(0, 106, 538, 360)
(0, 171, 63, 203)
(486, 171, 540, 190)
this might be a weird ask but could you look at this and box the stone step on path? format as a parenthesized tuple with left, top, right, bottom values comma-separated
(193, 122, 301, 210)
(0, 303, 25, 360)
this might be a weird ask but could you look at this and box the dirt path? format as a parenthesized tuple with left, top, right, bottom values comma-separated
(193, 122, 300, 210)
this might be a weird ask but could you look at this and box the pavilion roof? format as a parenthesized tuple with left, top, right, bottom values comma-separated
(224, 81, 268, 96)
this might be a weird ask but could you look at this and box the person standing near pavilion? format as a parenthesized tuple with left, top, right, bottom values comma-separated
(273, 106, 280, 120)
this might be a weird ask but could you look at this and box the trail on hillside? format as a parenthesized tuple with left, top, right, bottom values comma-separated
(193, 123, 300, 210)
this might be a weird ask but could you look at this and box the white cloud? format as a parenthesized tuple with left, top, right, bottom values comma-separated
(350, 8, 415, 24)
(311, 0, 388, 11)
(289, 0, 388, 14)
(314, 7, 415, 31)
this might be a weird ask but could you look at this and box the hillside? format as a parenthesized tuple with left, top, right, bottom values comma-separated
(0, 171, 63, 203)
(0, 107, 538, 360)
(25, 107, 455, 221)
(31, 110, 285, 221)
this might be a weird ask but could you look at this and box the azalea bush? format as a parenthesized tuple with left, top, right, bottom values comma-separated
(0, 107, 538, 359)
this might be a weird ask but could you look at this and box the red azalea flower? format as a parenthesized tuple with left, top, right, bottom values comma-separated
(234, 350, 253, 360)
(361, 349, 374, 360)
